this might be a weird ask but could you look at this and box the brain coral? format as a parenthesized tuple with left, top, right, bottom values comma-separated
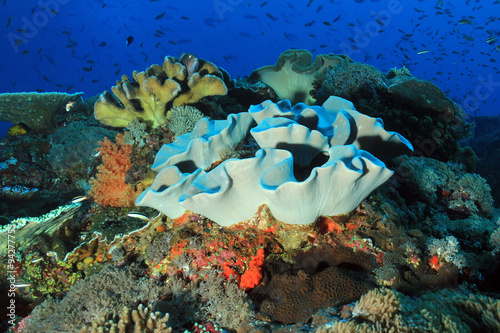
(94, 53, 228, 128)
(136, 96, 412, 226)
(254, 266, 375, 324)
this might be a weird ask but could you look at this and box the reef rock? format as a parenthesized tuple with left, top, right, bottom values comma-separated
(0, 92, 83, 133)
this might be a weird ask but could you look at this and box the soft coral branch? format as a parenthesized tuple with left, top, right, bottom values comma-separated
(88, 133, 138, 207)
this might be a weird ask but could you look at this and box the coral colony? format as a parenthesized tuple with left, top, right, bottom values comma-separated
(1, 50, 500, 332)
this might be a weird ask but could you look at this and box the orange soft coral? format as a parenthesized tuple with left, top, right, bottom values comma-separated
(239, 248, 265, 291)
(88, 133, 138, 207)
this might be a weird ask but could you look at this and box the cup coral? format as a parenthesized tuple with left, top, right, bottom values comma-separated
(136, 96, 412, 226)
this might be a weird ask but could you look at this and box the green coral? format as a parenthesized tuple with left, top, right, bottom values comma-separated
(167, 105, 204, 137)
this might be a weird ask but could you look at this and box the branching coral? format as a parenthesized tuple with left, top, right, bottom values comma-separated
(94, 54, 228, 128)
(334, 288, 500, 332)
(83, 304, 172, 333)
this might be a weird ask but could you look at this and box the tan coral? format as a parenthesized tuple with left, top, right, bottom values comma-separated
(82, 304, 172, 333)
(0, 91, 83, 133)
(94, 55, 228, 128)
(249, 49, 344, 105)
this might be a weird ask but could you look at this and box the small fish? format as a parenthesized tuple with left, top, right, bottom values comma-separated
(17, 28, 28, 33)
(82, 66, 92, 72)
(417, 50, 430, 54)
(31, 257, 43, 263)
(72, 195, 87, 203)
(486, 36, 497, 43)
(181, 16, 189, 20)
(98, 41, 107, 47)
(14, 283, 31, 288)
(155, 12, 165, 20)
(458, 18, 472, 25)
(305, 20, 315, 27)
(266, 13, 277, 21)
(260, 1, 268, 7)
(22, 50, 29, 55)
(66, 101, 75, 111)
(14, 39, 24, 46)
(126, 35, 134, 46)
(7, 16, 13, 28)
(127, 212, 150, 222)
(42, 75, 51, 82)
(50, 9, 58, 15)
(244, 14, 258, 19)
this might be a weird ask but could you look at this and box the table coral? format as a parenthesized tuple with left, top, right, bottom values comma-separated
(0, 91, 83, 133)
(94, 54, 228, 128)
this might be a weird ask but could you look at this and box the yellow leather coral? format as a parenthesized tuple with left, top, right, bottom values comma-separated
(94, 54, 228, 128)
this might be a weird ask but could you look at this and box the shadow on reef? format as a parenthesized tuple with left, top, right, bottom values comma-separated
(465, 115, 500, 205)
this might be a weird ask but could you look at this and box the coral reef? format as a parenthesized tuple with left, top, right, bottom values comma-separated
(0, 92, 83, 133)
(137, 96, 412, 225)
(48, 121, 118, 183)
(2, 50, 500, 333)
(94, 54, 228, 128)
(23, 264, 164, 332)
(88, 133, 140, 207)
(82, 304, 172, 333)
(331, 288, 500, 332)
(465, 115, 500, 204)
(166, 105, 204, 138)
(254, 53, 474, 166)
(249, 49, 344, 105)
(314, 59, 388, 101)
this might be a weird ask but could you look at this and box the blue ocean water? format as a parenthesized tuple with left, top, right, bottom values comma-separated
(0, 0, 499, 136)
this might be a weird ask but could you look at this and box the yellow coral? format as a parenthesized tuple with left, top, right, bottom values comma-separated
(7, 123, 28, 136)
(94, 54, 228, 128)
